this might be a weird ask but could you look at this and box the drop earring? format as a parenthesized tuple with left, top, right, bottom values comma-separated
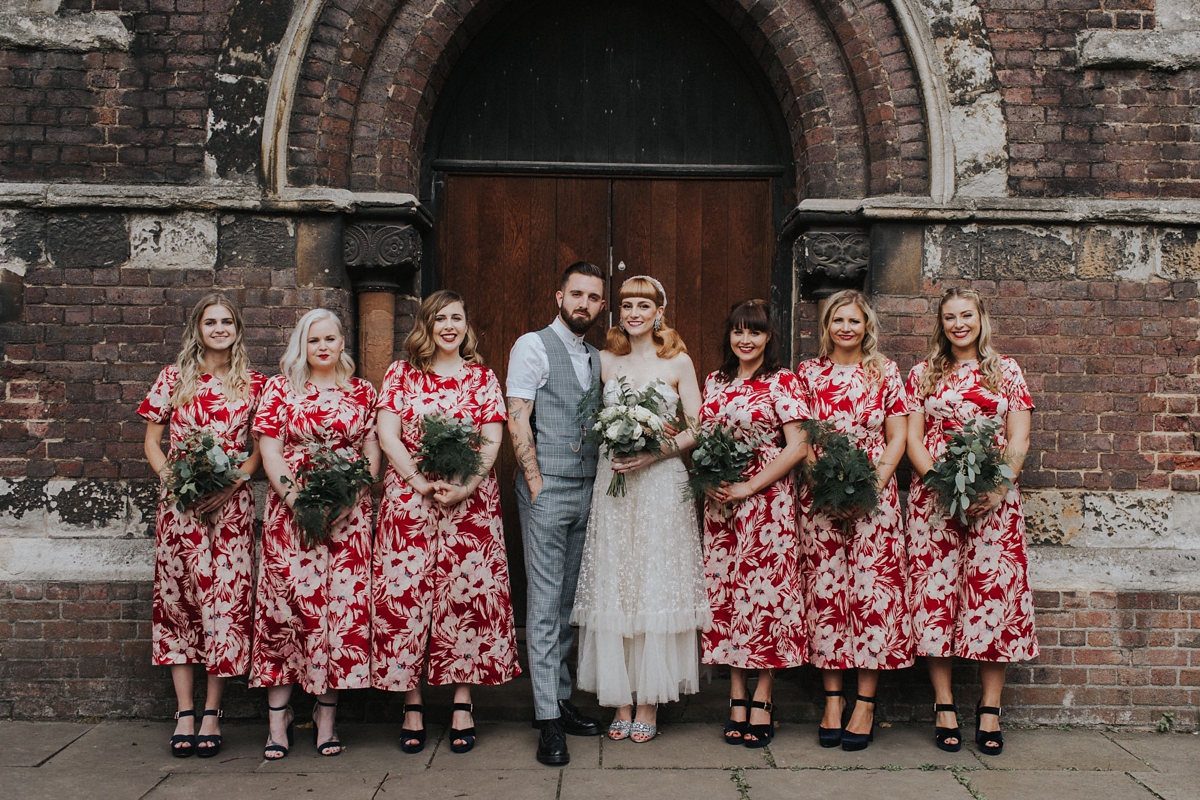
(653, 318, 662, 332)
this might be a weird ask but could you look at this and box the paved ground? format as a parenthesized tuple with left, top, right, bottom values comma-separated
(2, 717, 1197, 799)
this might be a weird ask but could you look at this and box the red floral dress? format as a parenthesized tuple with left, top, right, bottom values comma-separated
(138, 367, 266, 676)
(371, 361, 520, 691)
(249, 374, 377, 694)
(796, 357, 913, 671)
(905, 357, 1038, 663)
(699, 369, 809, 670)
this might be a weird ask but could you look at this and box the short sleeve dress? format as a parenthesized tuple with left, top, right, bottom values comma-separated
(249, 374, 377, 695)
(370, 360, 521, 691)
(795, 357, 913, 671)
(138, 366, 266, 676)
(905, 357, 1039, 663)
(699, 369, 809, 670)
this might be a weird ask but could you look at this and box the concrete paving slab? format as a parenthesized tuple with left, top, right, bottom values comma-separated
(252, 722, 443, 773)
(1108, 731, 1200, 773)
(967, 769, 1158, 799)
(971, 729, 1147, 771)
(0, 766, 164, 800)
(561, 768, 740, 799)
(377, 769, 561, 799)
(426, 722, 601, 770)
(746, 768, 972, 800)
(37, 722, 208, 775)
(768, 724, 981, 769)
(146, 771, 385, 799)
(1130, 771, 1200, 800)
(600, 723, 770, 769)
(0, 721, 92, 767)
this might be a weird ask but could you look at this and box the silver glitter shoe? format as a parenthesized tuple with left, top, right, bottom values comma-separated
(630, 720, 658, 743)
(607, 719, 632, 740)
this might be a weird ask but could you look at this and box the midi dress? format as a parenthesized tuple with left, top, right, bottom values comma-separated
(795, 357, 913, 671)
(905, 357, 1039, 663)
(249, 374, 377, 694)
(699, 369, 809, 670)
(370, 360, 521, 691)
(138, 366, 266, 676)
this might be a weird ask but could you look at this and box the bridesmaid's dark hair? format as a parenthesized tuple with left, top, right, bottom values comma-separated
(717, 299, 783, 382)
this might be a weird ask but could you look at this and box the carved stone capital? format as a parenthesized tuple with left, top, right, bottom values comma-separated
(343, 221, 422, 293)
(796, 229, 870, 299)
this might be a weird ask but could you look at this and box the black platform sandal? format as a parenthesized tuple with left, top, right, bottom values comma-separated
(313, 699, 342, 756)
(400, 703, 427, 754)
(818, 690, 845, 748)
(975, 704, 1004, 756)
(170, 709, 196, 758)
(742, 700, 774, 749)
(449, 702, 477, 754)
(263, 704, 294, 760)
(841, 695, 875, 752)
(196, 709, 223, 758)
(724, 698, 750, 745)
(934, 703, 962, 753)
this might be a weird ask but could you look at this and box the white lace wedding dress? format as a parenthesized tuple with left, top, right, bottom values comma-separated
(571, 378, 710, 707)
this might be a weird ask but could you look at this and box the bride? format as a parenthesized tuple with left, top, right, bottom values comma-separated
(571, 275, 710, 743)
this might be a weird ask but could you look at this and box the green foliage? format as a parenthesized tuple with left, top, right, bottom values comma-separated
(164, 430, 247, 512)
(588, 379, 673, 497)
(686, 422, 757, 502)
(1156, 711, 1175, 733)
(801, 419, 879, 533)
(922, 419, 1017, 527)
(284, 445, 374, 549)
(416, 414, 487, 482)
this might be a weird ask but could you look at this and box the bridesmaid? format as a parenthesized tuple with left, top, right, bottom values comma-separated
(796, 290, 912, 752)
(371, 290, 520, 755)
(140, 293, 265, 758)
(699, 299, 809, 748)
(905, 287, 1035, 756)
(251, 309, 382, 759)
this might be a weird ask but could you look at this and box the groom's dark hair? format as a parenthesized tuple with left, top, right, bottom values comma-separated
(560, 261, 606, 289)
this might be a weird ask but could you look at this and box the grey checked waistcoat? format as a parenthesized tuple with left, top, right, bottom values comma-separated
(532, 326, 600, 478)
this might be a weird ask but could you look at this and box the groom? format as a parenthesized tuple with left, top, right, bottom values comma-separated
(506, 261, 606, 766)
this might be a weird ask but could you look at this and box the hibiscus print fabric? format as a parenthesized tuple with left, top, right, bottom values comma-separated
(371, 361, 520, 690)
(905, 357, 1039, 663)
(699, 370, 809, 670)
(138, 366, 266, 676)
(795, 357, 913, 671)
(249, 374, 377, 694)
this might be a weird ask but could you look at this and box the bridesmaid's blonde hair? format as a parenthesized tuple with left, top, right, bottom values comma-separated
(279, 308, 356, 394)
(817, 290, 887, 388)
(172, 293, 251, 408)
(917, 287, 1002, 398)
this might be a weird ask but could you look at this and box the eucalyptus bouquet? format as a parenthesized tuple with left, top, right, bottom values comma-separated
(164, 430, 248, 512)
(416, 414, 487, 483)
(685, 421, 757, 502)
(284, 444, 374, 549)
(801, 419, 879, 534)
(588, 381, 673, 497)
(922, 419, 1016, 527)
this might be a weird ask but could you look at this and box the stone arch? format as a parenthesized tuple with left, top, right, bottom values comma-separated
(269, 0, 939, 201)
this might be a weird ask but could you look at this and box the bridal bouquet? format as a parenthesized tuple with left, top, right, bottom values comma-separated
(416, 414, 487, 482)
(922, 419, 1016, 527)
(588, 381, 673, 497)
(685, 422, 757, 502)
(801, 419, 879, 533)
(284, 444, 374, 548)
(164, 430, 248, 512)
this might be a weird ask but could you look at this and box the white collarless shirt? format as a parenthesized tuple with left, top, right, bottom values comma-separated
(506, 316, 593, 400)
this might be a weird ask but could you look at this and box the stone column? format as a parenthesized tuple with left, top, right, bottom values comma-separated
(343, 221, 423, 387)
(796, 229, 871, 319)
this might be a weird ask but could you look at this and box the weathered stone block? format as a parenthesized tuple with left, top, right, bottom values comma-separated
(0, 210, 46, 274)
(296, 216, 348, 289)
(870, 224, 923, 296)
(979, 226, 1075, 280)
(0, 269, 22, 325)
(1160, 228, 1200, 280)
(46, 213, 128, 269)
(127, 213, 218, 271)
(216, 215, 296, 271)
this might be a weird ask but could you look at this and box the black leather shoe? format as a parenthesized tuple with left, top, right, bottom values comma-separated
(557, 699, 600, 736)
(536, 719, 570, 766)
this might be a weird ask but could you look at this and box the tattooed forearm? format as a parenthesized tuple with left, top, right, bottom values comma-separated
(506, 398, 542, 482)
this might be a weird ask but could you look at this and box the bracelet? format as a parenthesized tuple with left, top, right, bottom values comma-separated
(401, 469, 420, 482)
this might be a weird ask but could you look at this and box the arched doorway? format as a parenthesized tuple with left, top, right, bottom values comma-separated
(423, 0, 795, 611)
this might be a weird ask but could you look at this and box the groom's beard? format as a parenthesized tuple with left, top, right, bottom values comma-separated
(559, 305, 601, 335)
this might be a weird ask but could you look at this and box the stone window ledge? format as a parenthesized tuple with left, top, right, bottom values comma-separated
(0, 11, 131, 52)
(1078, 30, 1200, 71)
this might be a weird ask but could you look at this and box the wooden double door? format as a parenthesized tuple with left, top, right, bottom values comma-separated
(435, 173, 775, 612)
